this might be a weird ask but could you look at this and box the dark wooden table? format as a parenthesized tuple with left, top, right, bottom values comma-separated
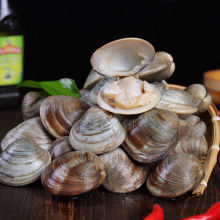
(0, 108, 220, 220)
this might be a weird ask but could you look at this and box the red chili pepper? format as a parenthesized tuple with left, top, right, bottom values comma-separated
(143, 204, 164, 220)
(182, 202, 220, 220)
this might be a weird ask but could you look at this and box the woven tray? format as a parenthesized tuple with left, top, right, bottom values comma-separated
(168, 84, 220, 196)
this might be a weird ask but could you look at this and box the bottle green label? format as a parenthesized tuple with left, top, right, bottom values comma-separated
(0, 35, 23, 86)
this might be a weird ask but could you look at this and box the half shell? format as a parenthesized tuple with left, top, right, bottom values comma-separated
(91, 38, 155, 77)
(137, 52, 175, 82)
(147, 153, 204, 198)
(0, 138, 51, 186)
(100, 148, 148, 193)
(41, 151, 106, 196)
(69, 107, 125, 154)
(97, 77, 161, 115)
(1, 117, 53, 151)
(122, 109, 179, 163)
(40, 95, 90, 138)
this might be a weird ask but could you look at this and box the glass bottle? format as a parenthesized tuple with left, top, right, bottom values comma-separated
(0, 0, 23, 109)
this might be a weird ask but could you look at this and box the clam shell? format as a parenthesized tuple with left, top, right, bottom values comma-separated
(91, 38, 155, 77)
(97, 77, 161, 115)
(122, 109, 179, 163)
(83, 69, 104, 90)
(40, 95, 90, 138)
(137, 52, 175, 82)
(156, 89, 198, 115)
(0, 138, 51, 186)
(1, 117, 53, 151)
(80, 90, 96, 107)
(22, 91, 48, 120)
(41, 151, 106, 196)
(69, 107, 125, 154)
(100, 148, 148, 193)
(185, 84, 212, 113)
(50, 136, 73, 160)
(89, 77, 117, 105)
(147, 153, 204, 198)
(170, 121, 208, 158)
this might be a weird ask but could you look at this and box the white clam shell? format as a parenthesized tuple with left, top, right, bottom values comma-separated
(91, 38, 155, 77)
(1, 117, 53, 151)
(69, 107, 125, 154)
(0, 138, 51, 186)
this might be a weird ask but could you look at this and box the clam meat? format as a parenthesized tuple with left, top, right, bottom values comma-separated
(97, 76, 161, 115)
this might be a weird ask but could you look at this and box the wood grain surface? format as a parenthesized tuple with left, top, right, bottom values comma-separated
(0, 108, 220, 220)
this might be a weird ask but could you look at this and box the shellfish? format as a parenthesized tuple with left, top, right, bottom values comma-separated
(69, 107, 125, 154)
(41, 151, 106, 196)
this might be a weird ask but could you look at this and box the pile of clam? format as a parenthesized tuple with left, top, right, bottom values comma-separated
(0, 38, 212, 199)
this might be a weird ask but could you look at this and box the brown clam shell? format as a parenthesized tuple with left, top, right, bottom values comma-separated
(147, 153, 204, 198)
(100, 148, 148, 193)
(50, 136, 73, 160)
(122, 109, 179, 163)
(40, 95, 90, 138)
(41, 151, 106, 197)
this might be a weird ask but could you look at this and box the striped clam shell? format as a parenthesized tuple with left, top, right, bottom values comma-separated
(100, 148, 148, 193)
(122, 109, 179, 163)
(0, 138, 51, 186)
(41, 151, 106, 196)
(40, 95, 90, 138)
(1, 117, 53, 151)
(69, 107, 125, 154)
(147, 153, 204, 198)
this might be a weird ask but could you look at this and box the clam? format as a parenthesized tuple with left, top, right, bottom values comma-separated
(22, 91, 48, 120)
(1, 117, 53, 151)
(137, 52, 175, 82)
(69, 107, 125, 154)
(40, 95, 90, 138)
(83, 69, 104, 90)
(0, 138, 51, 186)
(80, 89, 95, 107)
(50, 136, 73, 160)
(183, 115, 207, 135)
(91, 38, 155, 77)
(147, 153, 204, 198)
(100, 148, 148, 193)
(170, 120, 208, 157)
(41, 151, 106, 196)
(122, 109, 179, 163)
(97, 76, 161, 115)
(156, 89, 198, 115)
(152, 80, 168, 93)
(89, 76, 117, 105)
(185, 84, 212, 113)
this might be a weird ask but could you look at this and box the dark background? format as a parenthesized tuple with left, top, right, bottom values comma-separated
(12, 0, 220, 89)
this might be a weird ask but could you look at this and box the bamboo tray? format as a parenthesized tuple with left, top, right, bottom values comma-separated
(168, 84, 220, 196)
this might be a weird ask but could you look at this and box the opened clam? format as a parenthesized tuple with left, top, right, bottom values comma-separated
(100, 148, 148, 193)
(40, 95, 90, 138)
(97, 76, 161, 115)
(0, 138, 51, 186)
(69, 107, 125, 154)
(147, 153, 204, 198)
(1, 117, 53, 151)
(91, 38, 155, 77)
(122, 109, 179, 163)
(41, 151, 106, 196)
